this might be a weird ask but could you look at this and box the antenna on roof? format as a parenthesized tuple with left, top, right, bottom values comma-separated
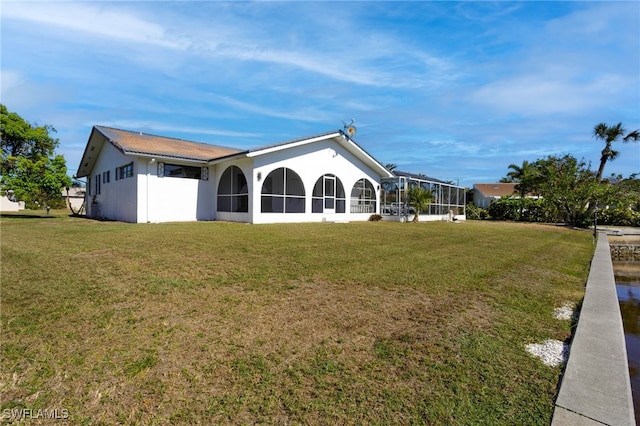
(342, 119, 356, 137)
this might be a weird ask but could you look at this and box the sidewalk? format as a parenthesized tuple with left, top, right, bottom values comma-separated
(551, 232, 634, 425)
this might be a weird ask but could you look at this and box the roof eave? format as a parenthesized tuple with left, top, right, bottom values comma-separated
(122, 151, 210, 163)
(339, 131, 394, 178)
(207, 150, 250, 165)
(75, 126, 111, 178)
(246, 131, 342, 158)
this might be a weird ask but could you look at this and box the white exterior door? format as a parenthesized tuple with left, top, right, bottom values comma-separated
(323, 175, 336, 214)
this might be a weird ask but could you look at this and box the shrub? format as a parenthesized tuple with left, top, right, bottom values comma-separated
(465, 203, 488, 220)
(368, 214, 383, 222)
(487, 197, 555, 223)
(597, 208, 640, 227)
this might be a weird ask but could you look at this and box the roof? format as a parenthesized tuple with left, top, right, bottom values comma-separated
(76, 126, 244, 178)
(393, 170, 448, 184)
(77, 126, 393, 180)
(249, 130, 342, 155)
(473, 183, 518, 197)
(246, 130, 394, 179)
(149, 128, 393, 178)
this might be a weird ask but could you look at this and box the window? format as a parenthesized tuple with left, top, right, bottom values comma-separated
(95, 174, 101, 195)
(261, 168, 305, 213)
(87, 176, 92, 196)
(350, 178, 376, 213)
(217, 166, 248, 212)
(312, 174, 346, 213)
(159, 163, 202, 179)
(103, 170, 110, 184)
(117, 162, 134, 180)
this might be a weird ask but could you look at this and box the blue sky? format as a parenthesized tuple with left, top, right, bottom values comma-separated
(2, 1, 638, 188)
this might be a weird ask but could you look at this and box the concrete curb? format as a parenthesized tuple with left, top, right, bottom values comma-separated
(551, 232, 634, 425)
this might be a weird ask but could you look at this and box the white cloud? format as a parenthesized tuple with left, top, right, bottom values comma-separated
(0, 70, 68, 111)
(2, 2, 455, 90)
(0, 69, 24, 92)
(210, 94, 333, 123)
(426, 139, 481, 155)
(98, 120, 261, 139)
(468, 67, 635, 118)
(2, 2, 181, 49)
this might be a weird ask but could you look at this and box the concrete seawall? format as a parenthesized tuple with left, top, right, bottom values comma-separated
(551, 232, 634, 425)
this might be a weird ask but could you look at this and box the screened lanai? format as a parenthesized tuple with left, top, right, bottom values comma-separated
(380, 171, 466, 221)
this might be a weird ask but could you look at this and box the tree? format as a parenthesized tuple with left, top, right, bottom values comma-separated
(1, 104, 58, 163)
(506, 160, 540, 215)
(593, 122, 640, 182)
(507, 160, 539, 196)
(406, 185, 433, 223)
(533, 155, 599, 227)
(1, 105, 72, 209)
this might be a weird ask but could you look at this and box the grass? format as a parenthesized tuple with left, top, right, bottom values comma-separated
(0, 210, 594, 424)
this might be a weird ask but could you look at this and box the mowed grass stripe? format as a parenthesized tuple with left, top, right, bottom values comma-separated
(0, 212, 593, 424)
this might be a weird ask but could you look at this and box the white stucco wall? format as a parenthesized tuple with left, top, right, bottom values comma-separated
(141, 161, 215, 223)
(0, 196, 24, 211)
(86, 142, 138, 222)
(249, 138, 383, 224)
(86, 140, 215, 223)
(473, 193, 498, 209)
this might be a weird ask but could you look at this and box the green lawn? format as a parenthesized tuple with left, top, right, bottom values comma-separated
(0, 212, 593, 424)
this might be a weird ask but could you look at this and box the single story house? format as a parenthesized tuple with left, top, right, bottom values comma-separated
(473, 183, 538, 208)
(64, 186, 86, 213)
(0, 194, 25, 211)
(75, 126, 395, 224)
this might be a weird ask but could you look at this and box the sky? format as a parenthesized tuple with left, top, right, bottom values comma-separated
(1, 1, 639, 188)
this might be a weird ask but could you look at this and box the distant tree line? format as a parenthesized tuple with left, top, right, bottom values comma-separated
(468, 122, 640, 227)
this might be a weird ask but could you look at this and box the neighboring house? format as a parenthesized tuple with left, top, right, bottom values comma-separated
(473, 183, 519, 208)
(75, 126, 394, 224)
(0, 194, 25, 212)
(64, 186, 86, 212)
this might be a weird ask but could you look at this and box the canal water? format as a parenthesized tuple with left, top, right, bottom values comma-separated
(614, 260, 640, 423)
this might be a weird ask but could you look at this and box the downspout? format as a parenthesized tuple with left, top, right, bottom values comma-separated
(146, 158, 156, 223)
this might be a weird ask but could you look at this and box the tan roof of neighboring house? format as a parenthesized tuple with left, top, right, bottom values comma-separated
(473, 183, 518, 197)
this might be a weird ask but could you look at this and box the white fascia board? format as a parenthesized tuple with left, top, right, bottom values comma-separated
(207, 151, 249, 165)
(245, 133, 342, 158)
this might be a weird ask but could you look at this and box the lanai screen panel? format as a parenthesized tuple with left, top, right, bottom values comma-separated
(218, 165, 248, 213)
(350, 178, 376, 213)
(261, 167, 305, 213)
(380, 176, 466, 218)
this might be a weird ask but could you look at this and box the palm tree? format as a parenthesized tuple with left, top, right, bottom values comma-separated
(406, 185, 433, 223)
(593, 122, 640, 182)
(506, 160, 539, 218)
(385, 163, 397, 172)
(507, 160, 539, 198)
